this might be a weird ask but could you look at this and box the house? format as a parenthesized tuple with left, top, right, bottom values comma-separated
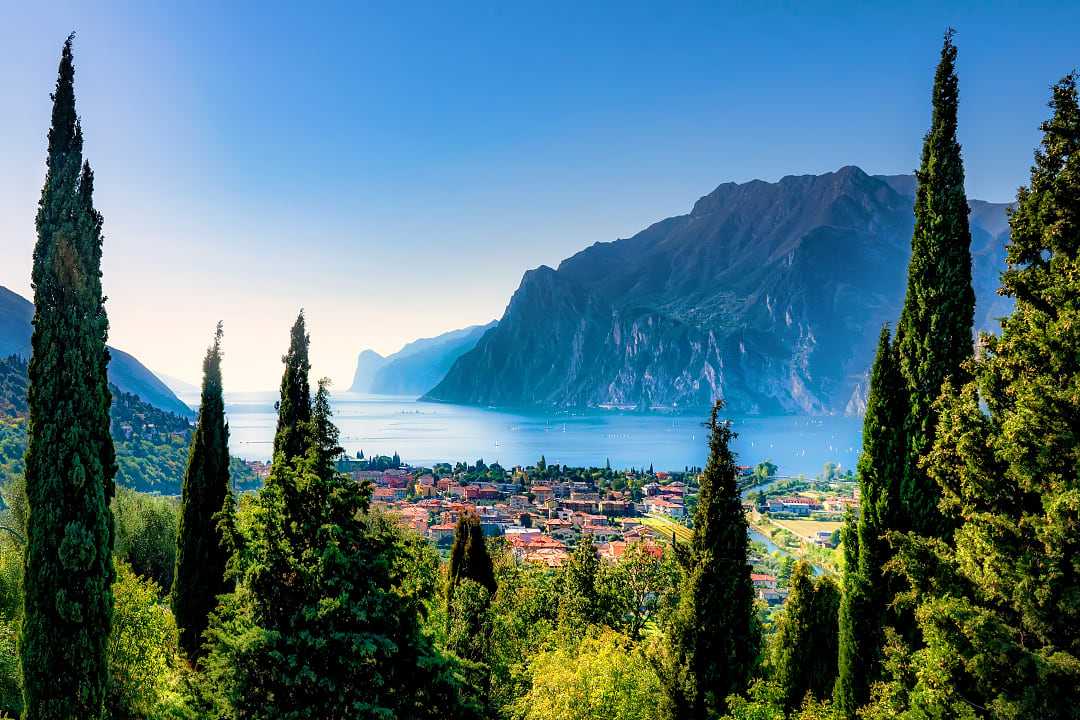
(560, 498, 599, 514)
(598, 540, 663, 563)
(814, 530, 838, 548)
(599, 500, 634, 517)
(751, 573, 778, 589)
(758, 588, 786, 606)
(645, 497, 685, 519)
(428, 524, 457, 545)
(531, 485, 554, 504)
(372, 486, 407, 503)
(464, 484, 502, 502)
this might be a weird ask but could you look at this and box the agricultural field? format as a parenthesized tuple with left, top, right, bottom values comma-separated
(770, 518, 844, 541)
(640, 515, 692, 543)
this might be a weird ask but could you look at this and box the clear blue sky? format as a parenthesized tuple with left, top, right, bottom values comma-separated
(1, 1, 1076, 390)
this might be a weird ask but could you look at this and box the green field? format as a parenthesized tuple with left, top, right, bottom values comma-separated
(640, 515, 692, 543)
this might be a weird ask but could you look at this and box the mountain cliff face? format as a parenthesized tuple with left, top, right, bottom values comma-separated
(349, 322, 497, 396)
(0, 285, 193, 417)
(349, 349, 389, 393)
(426, 167, 1012, 415)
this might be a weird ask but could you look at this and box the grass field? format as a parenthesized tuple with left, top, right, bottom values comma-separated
(771, 518, 844, 541)
(640, 515, 692, 543)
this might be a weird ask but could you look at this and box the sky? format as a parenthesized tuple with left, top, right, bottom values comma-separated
(1, 2, 1077, 391)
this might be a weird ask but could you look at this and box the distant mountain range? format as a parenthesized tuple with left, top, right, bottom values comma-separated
(0, 285, 193, 418)
(425, 167, 1013, 415)
(350, 321, 497, 395)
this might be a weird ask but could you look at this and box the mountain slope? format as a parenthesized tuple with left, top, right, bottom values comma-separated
(350, 321, 497, 396)
(427, 167, 1012, 415)
(0, 285, 192, 417)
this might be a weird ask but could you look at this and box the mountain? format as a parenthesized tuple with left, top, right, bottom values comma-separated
(0, 285, 193, 417)
(426, 167, 1013, 415)
(349, 350, 389, 393)
(350, 322, 497, 396)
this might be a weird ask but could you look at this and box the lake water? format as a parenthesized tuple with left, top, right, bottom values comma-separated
(220, 392, 862, 477)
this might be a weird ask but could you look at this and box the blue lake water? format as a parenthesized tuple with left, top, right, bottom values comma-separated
(221, 392, 862, 477)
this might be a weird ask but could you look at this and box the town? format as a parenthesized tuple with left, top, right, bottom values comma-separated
(333, 452, 859, 609)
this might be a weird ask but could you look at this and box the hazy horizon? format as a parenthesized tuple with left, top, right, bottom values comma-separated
(3, 2, 1077, 391)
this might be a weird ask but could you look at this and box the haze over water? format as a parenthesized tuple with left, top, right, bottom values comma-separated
(218, 392, 862, 476)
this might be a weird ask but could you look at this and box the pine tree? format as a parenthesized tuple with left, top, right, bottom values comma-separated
(874, 72, 1080, 720)
(660, 401, 758, 720)
(20, 34, 117, 719)
(770, 562, 841, 712)
(894, 29, 975, 538)
(272, 311, 311, 464)
(171, 323, 233, 658)
(835, 327, 906, 717)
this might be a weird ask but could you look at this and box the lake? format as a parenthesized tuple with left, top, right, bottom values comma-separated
(219, 392, 863, 477)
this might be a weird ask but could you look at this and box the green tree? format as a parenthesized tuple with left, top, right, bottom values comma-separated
(107, 562, 191, 720)
(447, 513, 497, 605)
(112, 488, 178, 592)
(835, 327, 906, 717)
(512, 630, 663, 720)
(769, 562, 840, 712)
(171, 323, 234, 658)
(874, 72, 1080, 720)
(206, 347, 473, 717)
(558, 534, 606, 630)
(660, 401, 759, 720)
(271, 311, 311, 464)
(894, 29, 975, 539)
(20, 35, 117, 720)
(604, 542, 679, 641)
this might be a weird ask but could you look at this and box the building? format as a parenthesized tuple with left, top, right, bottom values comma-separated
(644, 497, 685, 519)
(532, 485, 554, 504)
(428, 524, 457, 545)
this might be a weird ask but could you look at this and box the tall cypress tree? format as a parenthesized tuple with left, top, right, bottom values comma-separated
(770, 562, 841, 712)
(171, 323, 233, 658)
(660, 401, 758, 720)
(20, 35, 116, 719)
(272, 311, 311, 464)
(447, 513, 497, 602)
(894, 29, 975, 538)
(835, 327, 906, 717)
(874, 72, 1080, 720)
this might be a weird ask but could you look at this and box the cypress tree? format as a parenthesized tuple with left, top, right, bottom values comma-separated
(171, 323, 233, 658)
(447, 513, 497, 602)
(835, 327, 906, 717)
(770, 562, 841, 712)
(660, 400, 758, 720)
(894, 29, 975, 538)
(272, 311, 311, 464)
(20, 34, 116, 719)
(878, 72, 1080, 719)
